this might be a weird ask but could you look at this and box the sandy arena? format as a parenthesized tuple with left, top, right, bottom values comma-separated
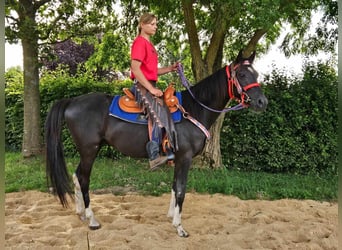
(5, 190, 337, 249)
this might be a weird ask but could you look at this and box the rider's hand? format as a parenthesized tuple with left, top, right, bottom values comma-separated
(170, 62, 179, 72)
(150, 87, 163, 97)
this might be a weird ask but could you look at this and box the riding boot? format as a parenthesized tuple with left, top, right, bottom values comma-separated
(146, 141, 168, 170)
(165, 146, 175, 167)
(165, 146, 175, 160)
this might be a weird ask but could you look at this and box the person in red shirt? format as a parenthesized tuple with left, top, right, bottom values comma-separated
(130, 13, 178, 170)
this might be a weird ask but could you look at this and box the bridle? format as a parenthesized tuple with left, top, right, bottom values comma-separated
(177, 62, 261, 113)
(175, 62, 261, 139)
(226, 61, 261, 107)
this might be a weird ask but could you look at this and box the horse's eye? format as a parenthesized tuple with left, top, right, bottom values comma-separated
(238, 72, 245, 78)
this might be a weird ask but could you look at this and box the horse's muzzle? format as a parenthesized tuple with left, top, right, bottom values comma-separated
(251, 95, 268, 112)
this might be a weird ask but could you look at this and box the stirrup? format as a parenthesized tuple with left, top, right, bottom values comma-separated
(149, 155, 168, 171)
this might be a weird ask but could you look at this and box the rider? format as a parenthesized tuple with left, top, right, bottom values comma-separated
(130, 13, 178, 170)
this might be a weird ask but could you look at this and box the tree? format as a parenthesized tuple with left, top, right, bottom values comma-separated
(280, 0, 338, 56)
(6, 0, 336, 165)
(5, 0, 118, 157)
(42, 39, 94, 75)
(85, 32, 131, 80)
(41, 33, 130, 81)
(119, 0, 334, 167)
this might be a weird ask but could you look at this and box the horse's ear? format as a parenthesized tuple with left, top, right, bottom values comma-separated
(234, 49, 243, 64)
(235, 49, 244, 63)
(235, 49, 256, 64)
(248, 51, 256, 63)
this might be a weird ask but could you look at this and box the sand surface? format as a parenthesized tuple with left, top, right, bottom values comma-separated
(5, 190, 337, 249)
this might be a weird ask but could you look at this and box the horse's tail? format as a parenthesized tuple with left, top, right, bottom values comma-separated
(45, 98, 73, 207)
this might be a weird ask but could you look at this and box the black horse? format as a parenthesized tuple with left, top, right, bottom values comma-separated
(45, 51, 268, 237)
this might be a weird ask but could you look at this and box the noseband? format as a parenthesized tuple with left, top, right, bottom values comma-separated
(226, 61, 261, 106)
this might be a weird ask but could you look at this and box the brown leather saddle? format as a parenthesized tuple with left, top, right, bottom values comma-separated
(118, 84, 179, 113)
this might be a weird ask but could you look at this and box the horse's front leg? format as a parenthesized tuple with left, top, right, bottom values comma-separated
(167, 160, 190, 237)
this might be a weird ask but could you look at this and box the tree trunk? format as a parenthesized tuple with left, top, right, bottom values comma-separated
(22, 38, 42, 157)
(181, 0, 266, 168)
(19, 0, 42, 157)
(244, 29, 268, 57)
(181, 0, 227, 168)
(201, 34, 226, 169)
(194, 114, 225, 168)
(181, 0, 206, 79)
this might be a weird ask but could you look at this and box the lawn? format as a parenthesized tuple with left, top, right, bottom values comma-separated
(5, 152, 337, 201)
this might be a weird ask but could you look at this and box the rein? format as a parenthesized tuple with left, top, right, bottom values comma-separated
(177, 63, 260, 113)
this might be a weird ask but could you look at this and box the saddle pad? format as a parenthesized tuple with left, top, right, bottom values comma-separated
(109, 92, 182, 124)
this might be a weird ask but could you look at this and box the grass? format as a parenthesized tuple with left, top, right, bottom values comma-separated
(5, 152, 337, 201)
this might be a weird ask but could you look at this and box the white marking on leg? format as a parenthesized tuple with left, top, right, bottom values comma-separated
(172, 205, 188, 237)
(167, 189, 175, 218)
(172, 205, 181, 227)
(85, 207, 101, 229)
(72, 173, 86, 220)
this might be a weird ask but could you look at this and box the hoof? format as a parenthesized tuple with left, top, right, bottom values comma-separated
(179, 231, 189, 238)
(176, 224, 189, 237)
(178, 231, 189, 238)
(89, 224, 101, 230)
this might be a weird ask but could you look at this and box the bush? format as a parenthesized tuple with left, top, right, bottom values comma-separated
(221, 62, 337, 175)
(5, 62, 337, 175)
(5, 67, 24, 151)
(5, 67, 132, 157)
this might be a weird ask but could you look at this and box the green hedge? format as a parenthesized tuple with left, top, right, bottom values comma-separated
(5, 68, 132, 158)
(5, 67, 24, 151)
(221, 62, 337, 174)
(5, 62, 337, 174)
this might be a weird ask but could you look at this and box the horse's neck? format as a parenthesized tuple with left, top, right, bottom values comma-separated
(181, 68, 229, 128)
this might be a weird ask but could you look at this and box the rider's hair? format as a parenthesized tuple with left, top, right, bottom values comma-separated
(137, 13, 157, 35)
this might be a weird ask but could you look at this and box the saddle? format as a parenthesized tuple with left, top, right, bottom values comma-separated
(118, 84, 179, 113)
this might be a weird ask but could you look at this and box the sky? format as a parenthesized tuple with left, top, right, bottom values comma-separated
(5, 40, 332, 80)
(5, 11, 335, 79)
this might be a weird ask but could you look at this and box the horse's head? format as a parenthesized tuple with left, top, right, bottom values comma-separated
(228, 50, 268, 112)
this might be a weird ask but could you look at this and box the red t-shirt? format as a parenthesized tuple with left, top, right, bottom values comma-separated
(130, 36, 158, 81)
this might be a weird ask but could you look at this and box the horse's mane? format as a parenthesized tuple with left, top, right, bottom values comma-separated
(181, 66, 227, 119)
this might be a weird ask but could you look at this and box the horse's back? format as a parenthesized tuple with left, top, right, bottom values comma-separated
(66, 92, 111, 112)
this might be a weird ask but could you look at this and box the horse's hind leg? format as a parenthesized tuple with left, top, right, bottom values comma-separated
(73, 173, 85, 220)
(73, 151, 101, 230)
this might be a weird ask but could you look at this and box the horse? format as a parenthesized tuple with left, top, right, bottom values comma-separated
(45, 50, 268, 237)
